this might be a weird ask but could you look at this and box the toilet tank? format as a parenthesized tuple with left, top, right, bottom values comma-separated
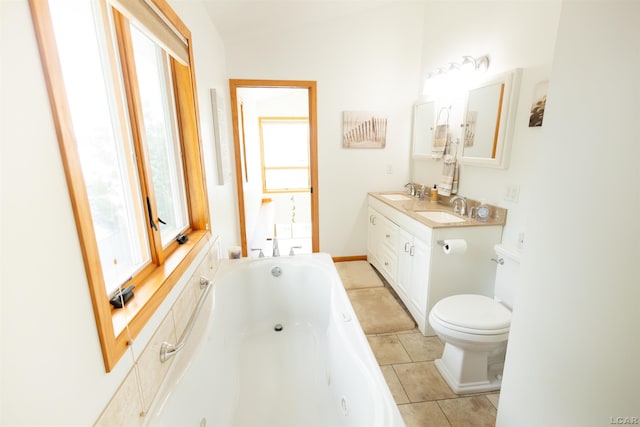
(493, 244, 522, 309)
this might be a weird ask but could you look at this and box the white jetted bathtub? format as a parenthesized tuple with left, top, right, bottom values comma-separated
(145, 253, 405, 427)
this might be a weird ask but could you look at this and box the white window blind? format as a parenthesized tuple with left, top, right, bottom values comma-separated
(109, 0, 189, 65)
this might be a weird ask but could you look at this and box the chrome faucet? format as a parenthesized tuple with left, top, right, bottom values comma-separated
(272, 236, 280, 257)
(450, 195, 467, 216)
(416, 185, 426, 200)
(404, 182, 416, 196)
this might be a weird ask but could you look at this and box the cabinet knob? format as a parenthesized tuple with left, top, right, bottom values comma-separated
(385, 234, 391, 238)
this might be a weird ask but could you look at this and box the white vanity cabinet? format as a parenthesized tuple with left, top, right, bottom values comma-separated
(367, 195, 503, 335)
(368, 207, 399, 281)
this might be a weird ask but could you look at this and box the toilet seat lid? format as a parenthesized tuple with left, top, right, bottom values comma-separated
(432, 294, 511, 333)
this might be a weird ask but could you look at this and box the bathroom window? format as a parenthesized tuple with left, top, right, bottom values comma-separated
(30, 0, 210, 372)
(129, 23, 190, 249)
(259, 118, 310, 193)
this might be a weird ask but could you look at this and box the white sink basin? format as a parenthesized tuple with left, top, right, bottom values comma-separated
(380, 194, 411, 201)
(416, 211, 466, 223)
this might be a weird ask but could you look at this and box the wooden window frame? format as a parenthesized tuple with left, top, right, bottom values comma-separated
(259, 117, 310, 194)
(29, 0, 210, 372)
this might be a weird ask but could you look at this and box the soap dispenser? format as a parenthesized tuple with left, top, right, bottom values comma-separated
(476, 201, 490, 222)
(430, 185, 439, 202)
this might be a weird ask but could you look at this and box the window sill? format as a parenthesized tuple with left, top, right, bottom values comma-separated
(111, 229, 211, 346)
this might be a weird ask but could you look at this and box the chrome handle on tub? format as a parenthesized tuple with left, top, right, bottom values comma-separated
(160, 276, 213, 363)
(491, 257, 504, 265)
(289, 246, 302, 256)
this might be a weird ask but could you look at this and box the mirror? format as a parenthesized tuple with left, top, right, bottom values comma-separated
(461, 68, 522, 168)
(411, 100, 435, 158)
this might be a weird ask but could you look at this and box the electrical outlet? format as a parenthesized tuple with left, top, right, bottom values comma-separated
(385, 164, 393, 174)
(504, 184, 520, 202)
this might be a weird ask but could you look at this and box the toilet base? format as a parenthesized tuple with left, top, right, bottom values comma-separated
(434, 343, 505, 394)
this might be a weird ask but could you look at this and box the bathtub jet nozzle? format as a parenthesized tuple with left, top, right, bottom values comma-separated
(274, 323, 284, 332)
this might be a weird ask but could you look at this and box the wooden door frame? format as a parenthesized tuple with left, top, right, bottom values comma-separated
(228, 79, 319, 256)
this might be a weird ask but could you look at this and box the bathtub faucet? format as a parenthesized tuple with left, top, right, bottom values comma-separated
(272, 236, 280, 257)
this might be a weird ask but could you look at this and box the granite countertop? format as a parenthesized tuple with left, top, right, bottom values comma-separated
(368, 191, 507, 229)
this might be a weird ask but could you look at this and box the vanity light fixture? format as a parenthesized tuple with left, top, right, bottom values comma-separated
(423, 55, 490, 95)
(460, 55, 490, 74)
(427, 55, 490, 80)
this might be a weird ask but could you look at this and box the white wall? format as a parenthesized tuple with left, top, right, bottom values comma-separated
(0, 1, 235, 425)
(412, 1, 562, 248)
(224, 2, 425, 257)
(497, 2, 640, 425)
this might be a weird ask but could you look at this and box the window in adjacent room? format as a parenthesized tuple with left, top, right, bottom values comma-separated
(259, 117, 310, 193)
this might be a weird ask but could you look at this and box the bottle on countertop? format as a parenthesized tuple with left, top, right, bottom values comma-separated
(430, 185, 439, 202)
(476, 201, 490, 222)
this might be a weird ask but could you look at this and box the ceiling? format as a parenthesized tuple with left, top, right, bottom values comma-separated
(198, 0, 400, 43)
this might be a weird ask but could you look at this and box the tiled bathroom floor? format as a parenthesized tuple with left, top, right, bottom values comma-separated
(337, 261, 499, 426)
(367, 329, 499, 427)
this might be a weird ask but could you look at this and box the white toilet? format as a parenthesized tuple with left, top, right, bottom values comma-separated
(428, 244, 521, 394)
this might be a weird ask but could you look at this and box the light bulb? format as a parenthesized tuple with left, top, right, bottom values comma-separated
(460, 56, 476, 73)
(476, 55, 490, 73)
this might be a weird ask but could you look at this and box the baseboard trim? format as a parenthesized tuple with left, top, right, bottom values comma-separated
(332, 255, 367, 263)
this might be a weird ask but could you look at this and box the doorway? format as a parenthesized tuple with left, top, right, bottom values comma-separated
(229, 80, 319, 257)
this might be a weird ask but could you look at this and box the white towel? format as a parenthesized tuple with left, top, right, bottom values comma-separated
(438, 155, 459, 196)
(431, 124, 449, 159)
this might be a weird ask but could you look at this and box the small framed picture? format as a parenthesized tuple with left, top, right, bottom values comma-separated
(343, 111, 387, 148)
(529, 81, 548, 127)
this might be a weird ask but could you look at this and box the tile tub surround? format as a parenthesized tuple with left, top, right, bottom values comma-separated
(94, 240, 221, 426)
(370, 191, 507, 229)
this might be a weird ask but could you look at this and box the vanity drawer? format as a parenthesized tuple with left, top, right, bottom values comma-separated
(377, 244, 397, 282)
(379, 216, 399, 249)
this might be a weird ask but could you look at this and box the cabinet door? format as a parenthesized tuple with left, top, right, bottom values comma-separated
(408, 237, 430, 327)
(395, 227, 413, 301)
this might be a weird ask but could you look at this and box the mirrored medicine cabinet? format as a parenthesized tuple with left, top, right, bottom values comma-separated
(411, 100, 435, 158)
(411, 68, 522, 170)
